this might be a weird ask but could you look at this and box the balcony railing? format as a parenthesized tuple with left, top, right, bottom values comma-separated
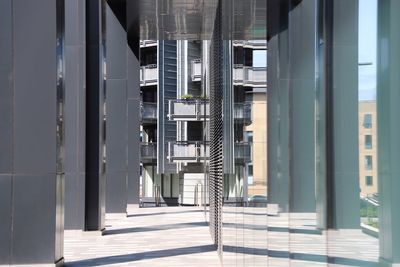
(140, 64, 158, 86)
(168, 141, 209, 163)
(141, 102, 157, 124)
(140, 40, 157, 48)
(233, 40, 267, 49)
(233, 65, 266, 87)
(168, 99, 251, 124)
(234, 142, 252, 163)
(168, 99, 209, 121)
(191, 59, 202, 81)
(141, 142, 157, 163)
(234, 102, 252, 125)
(167, 141, 251, 163)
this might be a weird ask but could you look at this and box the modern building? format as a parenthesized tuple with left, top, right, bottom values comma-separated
(139, 40, 267, 206)
(2, 0, 400, 266)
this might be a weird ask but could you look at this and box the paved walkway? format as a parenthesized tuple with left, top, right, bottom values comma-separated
(64, 206, 220, 267)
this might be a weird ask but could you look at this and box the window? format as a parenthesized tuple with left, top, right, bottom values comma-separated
(365, 176, 373, 186)
(365, 155, 373, 170)
(363, 114, 372, 128)
(365, 135, 372, 149)
(248, 164, 253, 185)
(245, 131, 253, 143)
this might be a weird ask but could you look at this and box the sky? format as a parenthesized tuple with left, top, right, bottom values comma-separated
(358, 0, 378, 101)
(252, 0, 378, 101)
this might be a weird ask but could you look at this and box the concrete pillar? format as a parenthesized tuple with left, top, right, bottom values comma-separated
(0, 0, 64, 264)
(126, 0, 141, 205)
(105, 3, 128, 213)
(288, 0, 317, 213)
(377, 1, 400, 265)
(65, 0, 86, 230)
(85, 0, 106, 231)
(329, 0, 360, 229)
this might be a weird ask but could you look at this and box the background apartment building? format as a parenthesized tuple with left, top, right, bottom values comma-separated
(139, 40, 267, 206)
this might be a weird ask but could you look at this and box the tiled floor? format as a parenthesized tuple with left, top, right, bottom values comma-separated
(64, 206, 379, 267)
(64, 206, 220, 267)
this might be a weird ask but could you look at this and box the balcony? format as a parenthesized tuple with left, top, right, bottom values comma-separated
(233, 65, 267, 87)
(234, 142, 252, 163)
(140, 102, 157, 124)
(168, 141, 209, 163)
(141, 142, 157, 164)
(168, 99, 209, 121)
(140, 64, 158, 86)
(191, 59, 202, 82)
(234, 102, 252, 125)
(140, 40, 157, 48)
(233, 40, 267, 49)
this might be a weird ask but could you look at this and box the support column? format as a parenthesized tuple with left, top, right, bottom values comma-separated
(85, 0, 106, 231)
(65, 0, 86, 230)
(126, 0, 141, 205)
(0, 0, 64, 264)
(288, 0, 317, 213)
(105, 2, 128, 213)
(377, 1, 400, 265)
(327, 0, 360, 229)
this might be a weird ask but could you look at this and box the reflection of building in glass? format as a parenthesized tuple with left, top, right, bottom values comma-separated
(139, 40, 267, 206)
(359, 101, 377, 197)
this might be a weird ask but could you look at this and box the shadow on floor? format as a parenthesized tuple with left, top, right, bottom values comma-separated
(103, 221, 208, 235)
(223, 246, 378, 266)
(127, 209, 204, 218)
(64, 244, 216, 266)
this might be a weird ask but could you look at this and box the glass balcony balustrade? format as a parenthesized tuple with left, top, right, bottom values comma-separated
(140, 142, 157, 163)
(140, 64, 158, 86)
(168, 99, 252, 124)
(140, 102, 157, 124)
(139, 40, 157, 48)
(167, 141, 251, 163)
(233, 64, 267, 87)
(168, 141, 209, 163)
(232, 40, 267, 49)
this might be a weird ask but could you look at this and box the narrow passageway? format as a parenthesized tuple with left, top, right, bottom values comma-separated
(64, 207, 220, 267)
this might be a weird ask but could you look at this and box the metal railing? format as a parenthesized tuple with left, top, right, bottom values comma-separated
(140, 142, 157, 163)
(191, 59, 202, 81)
(233, 65, 267, 87)
(168, 141, 209, 163)
(168, 99, 209, 121)
(140, 64, 158, 86)
(234, 102, 252, 125)
(234, 142, 252, 163)
(140, 102, 157, 123)
(233, 40, 267, 49)
(140, 40, 157, 48)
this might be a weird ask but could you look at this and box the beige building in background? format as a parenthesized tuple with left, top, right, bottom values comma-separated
(245, 90, 267, 196)
(358, 101, 377, 197)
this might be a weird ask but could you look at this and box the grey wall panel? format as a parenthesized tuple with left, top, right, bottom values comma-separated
(105, 3, 128, 213)
(106, 79, 127, 172)
(0, 0, 13, 174)
(11, 175, 57, 264)
(65, 0, 86, 230)
(13, 0, 57, 174)
(106, 172, 128, 212)
(127, 41, 140, 204)
(0, 175, 12, 264)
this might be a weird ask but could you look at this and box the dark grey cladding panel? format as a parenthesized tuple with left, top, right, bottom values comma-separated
(65, 173, 86, 230)
(106, 172, 128, 213)
(0, 175, 12, 264)
(157, 41, 177, 174)
(0, 0, 13, 174)
(13, 0, 57, 174)
(11, 174, 57, 264)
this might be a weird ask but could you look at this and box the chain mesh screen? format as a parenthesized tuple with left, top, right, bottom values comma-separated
(209, 0, 223, 257)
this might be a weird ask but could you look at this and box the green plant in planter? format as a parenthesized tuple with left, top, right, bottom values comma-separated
(181, 94, 194, 100)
